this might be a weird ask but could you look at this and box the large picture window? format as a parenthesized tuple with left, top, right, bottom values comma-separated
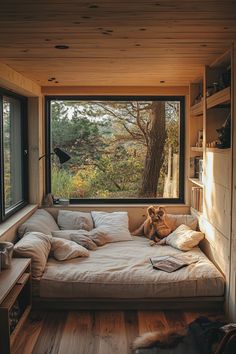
(0, 89, 28, 220)
(46, 96, 185, 204)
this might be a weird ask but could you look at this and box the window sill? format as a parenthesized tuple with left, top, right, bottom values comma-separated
(0, 204, 38, 240)
(51, 203, 188, 208)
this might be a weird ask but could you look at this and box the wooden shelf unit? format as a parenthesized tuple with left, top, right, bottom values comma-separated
(188, 48, 232, 215)
(190, 147, 203, 152)
(0, 258, 31, 354)
(206, 86, 231, 109)
(190, 101, 204, 116)
(206, 147, 231, 153)
(189, 178, 204, 188)
(190, 207, 203, 219)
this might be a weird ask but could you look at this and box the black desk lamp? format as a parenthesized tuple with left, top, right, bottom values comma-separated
(39, 147, 71, 163)
(39, 147, 71, 206)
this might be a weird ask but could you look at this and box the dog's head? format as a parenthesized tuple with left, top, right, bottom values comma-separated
(147, 206, 166, 224)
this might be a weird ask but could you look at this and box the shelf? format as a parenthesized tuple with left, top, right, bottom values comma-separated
(190, 147, 203, 152)
(206, 87, 230, 109)
(206, 147, 231, 154)
(190, 207, 203, 218)
(10, 305, 31, 346)
(210, 49, 231, 68)
(1, 273, 30, 309)
(190, 101, 203, 116)
(0, 259, 31, 354)
(189, 178, 204, 188)
(0, 259, 31, 304)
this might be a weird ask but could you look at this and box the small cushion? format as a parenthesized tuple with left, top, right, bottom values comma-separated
(18, 209, 59, 238)
(165, 214, 198, 231)
(52, 230, 98, 250)
(52, 228, 110, 249)
(50, 237, 89, 261)
(91, 211, 132, 243)
(13, 232, 51, 278)
(57, 210, 93, 231)
(165, 224, 204, 251)
(87, 227, 110, 246)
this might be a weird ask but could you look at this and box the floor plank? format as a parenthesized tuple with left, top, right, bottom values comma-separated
(96, 311, 128, 354)
(11, 311, 45, 354)
(124, 311, 139, 354)
(11, 309, 225, 354)
(57, 311, 98, 354)
(32, 311, 67, 354)
(164, 310, 187, 330)
(138, 310, 167, 334)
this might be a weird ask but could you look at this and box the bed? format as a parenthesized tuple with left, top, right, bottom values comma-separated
(33, 235, 225, 310)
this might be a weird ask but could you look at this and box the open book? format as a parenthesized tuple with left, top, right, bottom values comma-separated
(150, 253, 199, 273)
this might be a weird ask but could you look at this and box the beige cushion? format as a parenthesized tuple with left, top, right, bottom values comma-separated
(13, 232, 51, 278)
(52, 228, 111, 248)
(88, 228, 110, 246)
(57, 210, 93, 231)
(18, 209, 59, 238)
(165, 214, 198, 231)
(165, 224, 204, 251)
(51, 237, 89, 261)
(52, 230, 98, 250)
(91, 211, 132, 242)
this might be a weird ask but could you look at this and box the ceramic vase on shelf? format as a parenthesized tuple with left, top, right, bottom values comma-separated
(0, 242, 14, 270)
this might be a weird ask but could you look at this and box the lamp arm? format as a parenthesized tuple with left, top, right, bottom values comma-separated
(39, 152, 54, 161)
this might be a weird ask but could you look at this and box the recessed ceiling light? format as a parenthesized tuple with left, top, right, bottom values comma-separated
(54, 45, 69, 50)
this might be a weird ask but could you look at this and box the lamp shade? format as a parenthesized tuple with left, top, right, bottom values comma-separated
(53, 148, 71, 164)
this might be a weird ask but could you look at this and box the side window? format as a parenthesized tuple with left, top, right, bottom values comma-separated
(0, 90, 28, 221)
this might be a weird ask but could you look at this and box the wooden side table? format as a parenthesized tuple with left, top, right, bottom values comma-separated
(0, 258, 31, 354)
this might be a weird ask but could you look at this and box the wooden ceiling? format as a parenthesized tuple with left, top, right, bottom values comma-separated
(0, 0, 236, 87)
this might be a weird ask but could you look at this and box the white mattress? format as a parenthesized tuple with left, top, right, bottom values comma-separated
(39, 236, 225, 299)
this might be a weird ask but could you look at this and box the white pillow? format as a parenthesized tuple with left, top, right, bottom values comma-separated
(165, 214, 198, 231)
(57, 210, 93, 231)
(91, 211, 132, 243)
(18, 209, 59, 237)
(51, 237, 89, 261)
(13, 232, 51, 278)
(165, 224, 204, 251)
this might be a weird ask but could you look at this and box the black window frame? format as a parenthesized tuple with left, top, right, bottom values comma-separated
(45, 95, 185, 204)
(0, 88, 28, 221)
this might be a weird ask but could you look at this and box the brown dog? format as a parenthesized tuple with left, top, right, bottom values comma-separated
(133, 206, 171, 243)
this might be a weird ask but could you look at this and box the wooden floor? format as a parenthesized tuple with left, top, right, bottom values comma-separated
(12, 310, 224, 354)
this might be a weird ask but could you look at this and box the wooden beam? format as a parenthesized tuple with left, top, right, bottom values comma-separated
(42, 86, 189, 96)
(0, 62, 41, 97)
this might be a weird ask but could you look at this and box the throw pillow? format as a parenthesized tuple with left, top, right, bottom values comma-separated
(57, 210, 93, 231)
(18, 209, 59, 238)
(52, 230, 98, 250)
(86, 227, 110, 246)
(165, 224, 204, 251)
(91, 211, 132, 243)
(165, 214, 198, 231)
(51, 237, 89, 261)
(13, 232, 51, 278)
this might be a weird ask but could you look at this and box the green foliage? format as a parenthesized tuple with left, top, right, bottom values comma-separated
(51, 100, 180, 199)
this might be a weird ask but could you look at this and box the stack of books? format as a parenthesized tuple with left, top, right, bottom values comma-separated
(191, 187, 203, 212)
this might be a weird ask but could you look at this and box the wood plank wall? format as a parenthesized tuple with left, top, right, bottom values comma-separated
(228, 44, 236, 321)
